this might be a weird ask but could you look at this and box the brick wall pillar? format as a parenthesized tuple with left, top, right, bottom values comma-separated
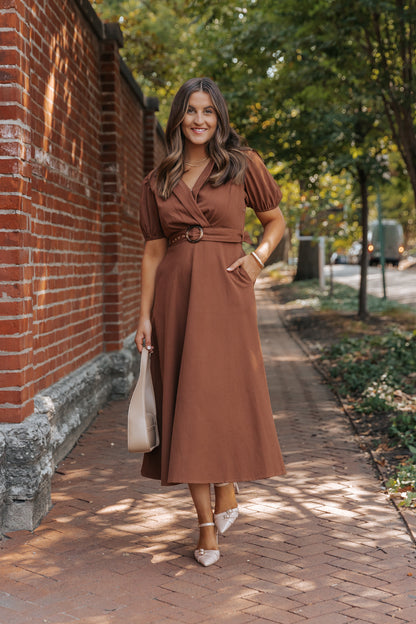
(0, 0, 34, 423)
(143, 97, 159, 176)
(100, 23, 124, 352)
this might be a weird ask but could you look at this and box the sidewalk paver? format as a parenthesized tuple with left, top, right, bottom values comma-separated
(1, 281, 415, 624)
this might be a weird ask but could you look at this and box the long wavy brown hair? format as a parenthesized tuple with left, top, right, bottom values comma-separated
(155, 77, 248, 199)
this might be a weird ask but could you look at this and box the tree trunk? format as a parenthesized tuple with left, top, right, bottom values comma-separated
(397, 112, 416, 209)
(294, 239, 320, 280)
(382, 97, 416, 209)
(365, 7, 416, 209)
(358, 166, 369, 320)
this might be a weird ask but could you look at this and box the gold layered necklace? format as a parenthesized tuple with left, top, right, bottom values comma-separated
(184, 156, 210, 167)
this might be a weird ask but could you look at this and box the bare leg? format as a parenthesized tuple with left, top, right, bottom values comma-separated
(214, 483, 237, 514)
(188, 483, 218, 550)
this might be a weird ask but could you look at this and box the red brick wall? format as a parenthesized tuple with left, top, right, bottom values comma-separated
(0, 0, 33, 423)
(119, 75, 145, 341)
(30, 0, 104, 396)
(0, 0, 165, 423)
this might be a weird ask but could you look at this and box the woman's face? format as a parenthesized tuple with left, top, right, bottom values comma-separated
(181, 91, 218, 149)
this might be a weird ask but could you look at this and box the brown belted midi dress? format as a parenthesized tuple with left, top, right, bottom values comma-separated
(139, 150, 286, 485)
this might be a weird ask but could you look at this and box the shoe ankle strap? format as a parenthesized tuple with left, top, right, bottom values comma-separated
(214, 481, 239, 494)
(199, 522, 215, 528)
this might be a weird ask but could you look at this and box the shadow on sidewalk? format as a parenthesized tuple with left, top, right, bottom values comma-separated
(1, 282, 416, 623)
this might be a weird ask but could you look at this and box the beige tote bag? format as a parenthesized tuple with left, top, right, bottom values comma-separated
(128, 348, 159, 453)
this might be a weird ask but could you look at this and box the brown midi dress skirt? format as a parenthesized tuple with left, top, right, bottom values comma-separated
(139, 150, 286, 485)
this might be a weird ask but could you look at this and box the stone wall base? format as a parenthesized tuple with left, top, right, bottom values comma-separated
(0, 335, 139, 533)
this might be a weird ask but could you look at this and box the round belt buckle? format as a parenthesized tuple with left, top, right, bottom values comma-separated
(186, 225, 203, 243)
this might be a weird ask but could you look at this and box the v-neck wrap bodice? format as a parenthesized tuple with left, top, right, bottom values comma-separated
(139, 152, 283, 245)
(138, 150, 286, 486)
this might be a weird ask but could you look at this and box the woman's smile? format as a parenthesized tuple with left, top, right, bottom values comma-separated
(181, 91, 218, 147)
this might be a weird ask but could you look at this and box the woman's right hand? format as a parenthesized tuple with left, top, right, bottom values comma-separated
(135, 318, 152, 353)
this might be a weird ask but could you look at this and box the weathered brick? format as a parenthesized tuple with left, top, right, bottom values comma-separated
(0, 0, 164, 535)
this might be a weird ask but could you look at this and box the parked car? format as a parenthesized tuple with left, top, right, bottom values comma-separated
(330, 251, 348, 264)
(368, 220, 405, 267)
(347, 241, 362, 264)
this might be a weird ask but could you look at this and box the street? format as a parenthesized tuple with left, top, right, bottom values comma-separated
(324, 263, 416, 307)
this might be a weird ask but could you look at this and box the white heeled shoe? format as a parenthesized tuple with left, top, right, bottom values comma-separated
(194, 522, 220, 567)
(214, 482, 239, 535)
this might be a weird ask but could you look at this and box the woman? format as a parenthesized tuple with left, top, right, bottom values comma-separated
(135, 77, 286, 567)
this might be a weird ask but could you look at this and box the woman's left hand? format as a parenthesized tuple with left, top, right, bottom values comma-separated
(226, 253, 262, 283)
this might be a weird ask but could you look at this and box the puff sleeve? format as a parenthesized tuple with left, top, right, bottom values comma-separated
(139, 175, 166, 241)
(244, 150, 282, 212)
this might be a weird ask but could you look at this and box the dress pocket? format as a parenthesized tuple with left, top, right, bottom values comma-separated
(228, 265, 253, 287)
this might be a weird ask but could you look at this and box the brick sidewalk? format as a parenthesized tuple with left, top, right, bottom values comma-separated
(1, 282, 416, 624)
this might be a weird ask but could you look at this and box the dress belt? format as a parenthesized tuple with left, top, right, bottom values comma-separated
(168, 225, 243, 246)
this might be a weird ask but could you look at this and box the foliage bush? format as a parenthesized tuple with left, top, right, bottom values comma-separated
(389, 412, 416, 456)
(386, 462, 416, 508)
(323, 330, 416, 401)
(322, 327, 416, 503)
(276, 277, 416, 504)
